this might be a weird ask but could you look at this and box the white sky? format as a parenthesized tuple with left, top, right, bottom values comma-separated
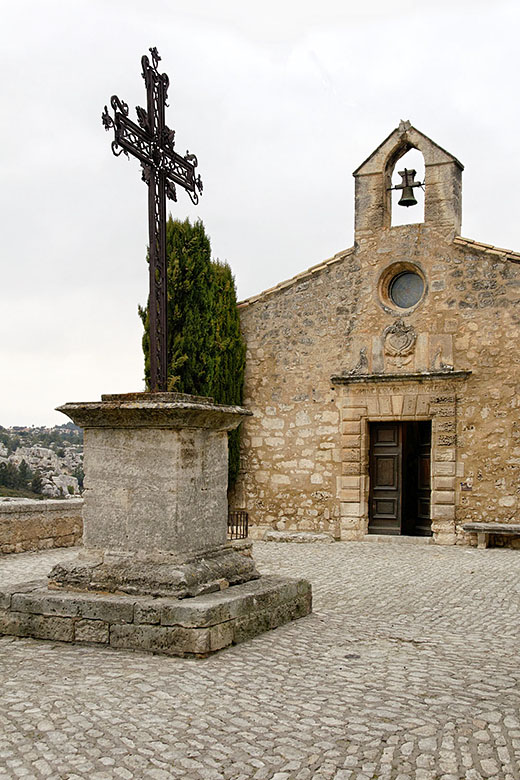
(2, 0, 520, 426)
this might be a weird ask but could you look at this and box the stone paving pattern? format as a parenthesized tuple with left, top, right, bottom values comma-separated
(1, 541, 519, 779)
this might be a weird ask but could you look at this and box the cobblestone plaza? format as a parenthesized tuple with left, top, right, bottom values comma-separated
(1, 540, 519, 780)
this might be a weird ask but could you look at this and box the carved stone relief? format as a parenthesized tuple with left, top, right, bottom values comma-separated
(384, 319, 417, 369)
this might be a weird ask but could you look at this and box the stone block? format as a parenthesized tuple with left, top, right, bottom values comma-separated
(432, 504, 456, 520)
(434, 532, 457, 546)
(433, 476, 456, 490)
(342, 461, 361, 476)
(75, 619, 109, 644)
(432, 490, 456, 505)
(78, 596, 135, 624)
(17, 590, 79, 616)
(379, 397, 392, 415)
(343, 448, 361, 463)
(434, 448, 456, 462)
(0, 610, 74, 642)
(209, 622, 234, 651)
(133, 601, 162, 625)
(110, 623, 211, 656)
(339, 476, 361, 490)
(341, 502, 362, 517)
(161, 600, 232, 628)
(433, 462, 456, 476)
(342, 407, 366, 420)
(342, 421, 361, 435)
(263, 530, 334, 544)
(365, 397, 379, 415)
(434, 405, 456, 418)
(340, 489, 360, 502)
(402, 395, 417, 416)
(341, 434, 361, 448)
(416, 396, 430, 415)
(391, 395, 404, 415)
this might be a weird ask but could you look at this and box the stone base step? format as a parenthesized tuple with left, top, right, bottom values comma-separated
(263, 530, 336, 544)
(363, 534, 434, 545)
(0, 575, 312, 658)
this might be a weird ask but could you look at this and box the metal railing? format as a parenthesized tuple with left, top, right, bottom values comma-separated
(228, 510, 248, 540)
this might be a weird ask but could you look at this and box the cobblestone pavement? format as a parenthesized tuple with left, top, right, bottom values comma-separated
(1, 541, 519, 780)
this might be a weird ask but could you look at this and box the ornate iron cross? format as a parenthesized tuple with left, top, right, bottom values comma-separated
(102, 47, 203, 392)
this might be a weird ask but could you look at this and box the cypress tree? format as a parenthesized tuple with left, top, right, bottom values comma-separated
(209, 261, 246, 485)
(139, 217, 246, 486)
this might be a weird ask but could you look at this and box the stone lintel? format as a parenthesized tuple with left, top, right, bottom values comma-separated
(330, 370, 472, 386)
(0, 575, 312, 657)
(56, 392, 252, 431)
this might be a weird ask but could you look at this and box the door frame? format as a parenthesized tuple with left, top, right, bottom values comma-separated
(332, 372, 470, 545)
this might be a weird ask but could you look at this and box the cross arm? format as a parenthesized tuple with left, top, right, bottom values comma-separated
(161, 147, 203, 204)
(102, 96, 154, 167)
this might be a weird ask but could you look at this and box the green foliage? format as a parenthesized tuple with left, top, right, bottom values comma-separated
(139, 217, 246, 486)
(0, 460, 34, 490)
(72, 466, 84, 491)
(210, 261, 246, 485)
(31, 473, 43, 494)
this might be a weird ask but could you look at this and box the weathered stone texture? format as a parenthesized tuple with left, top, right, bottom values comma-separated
(233, 123, 520, 546)
(52, 393, 260, 596)
(0, 499, 83, 554)
(0, 574, 312, 657)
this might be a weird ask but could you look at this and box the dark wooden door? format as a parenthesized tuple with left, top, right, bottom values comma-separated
(368, 423, 402, 535)
(415, 422, 432, 536)
(369, 421, 432, 536)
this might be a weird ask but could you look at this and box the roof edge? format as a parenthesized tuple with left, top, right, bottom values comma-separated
(238, 246, 355, 308)
(353, 122, 464, 176)
(454, 236, 520, 263)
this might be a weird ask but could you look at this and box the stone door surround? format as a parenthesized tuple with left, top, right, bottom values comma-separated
(330, 371, 471, 544)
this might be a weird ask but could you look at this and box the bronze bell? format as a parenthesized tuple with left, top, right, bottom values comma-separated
(398, 185, 418, 208)
(395, 168, 421, 207)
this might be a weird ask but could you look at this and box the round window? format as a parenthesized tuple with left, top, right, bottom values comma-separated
(388, 271, 424, 309)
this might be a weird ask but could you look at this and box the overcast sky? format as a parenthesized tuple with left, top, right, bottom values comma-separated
(1, 0, 520, 426)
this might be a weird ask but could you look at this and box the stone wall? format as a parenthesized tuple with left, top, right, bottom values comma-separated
(234, 225, 520, 545)
(0, 499, 83, 554)
(232, 248, 362, 539)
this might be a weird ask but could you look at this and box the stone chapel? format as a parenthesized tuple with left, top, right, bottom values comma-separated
(231, 121, 520, 546)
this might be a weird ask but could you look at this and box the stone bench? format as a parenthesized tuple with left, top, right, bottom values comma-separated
(462, 522, 520, 549)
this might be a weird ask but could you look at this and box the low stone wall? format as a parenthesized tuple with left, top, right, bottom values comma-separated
(0, 499, 83, 554)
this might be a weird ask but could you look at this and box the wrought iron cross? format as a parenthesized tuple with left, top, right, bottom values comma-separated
(102, 47, 203, 391)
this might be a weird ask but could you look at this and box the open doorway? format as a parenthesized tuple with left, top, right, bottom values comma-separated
(368, 421, 432, 536)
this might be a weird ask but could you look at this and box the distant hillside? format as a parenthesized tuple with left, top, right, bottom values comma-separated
(0, 424, 83, 499)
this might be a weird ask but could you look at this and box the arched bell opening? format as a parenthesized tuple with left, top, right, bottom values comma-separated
(385, 146, 425, 227)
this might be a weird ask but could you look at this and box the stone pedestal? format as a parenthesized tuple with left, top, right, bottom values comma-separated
(49, 392, 259, 597)
(0, 393, 312, 656)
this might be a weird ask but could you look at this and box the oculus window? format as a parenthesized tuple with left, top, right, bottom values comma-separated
(389, 272, 424, 309)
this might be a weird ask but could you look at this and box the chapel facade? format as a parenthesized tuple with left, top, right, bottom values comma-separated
(231, 121, 520, 546)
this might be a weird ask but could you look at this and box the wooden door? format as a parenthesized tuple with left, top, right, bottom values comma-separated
(368, 422, 402, 535)
(414, 421, 432, 536)
(369, 421, 432, 536)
